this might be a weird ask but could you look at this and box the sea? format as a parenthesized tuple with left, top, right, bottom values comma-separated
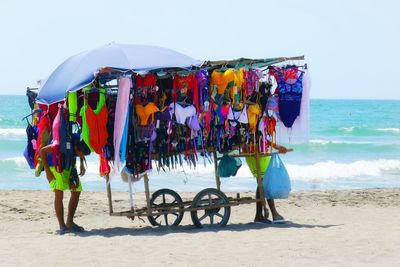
(0, 95, 399, 193)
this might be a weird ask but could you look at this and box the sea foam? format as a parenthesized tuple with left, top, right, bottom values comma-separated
(0, 128, 26, 139)
(286, 159, 400, 182)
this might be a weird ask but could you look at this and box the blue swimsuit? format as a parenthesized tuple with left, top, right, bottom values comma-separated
(278, 72, 304, 128)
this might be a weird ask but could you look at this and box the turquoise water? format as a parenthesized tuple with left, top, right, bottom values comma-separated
(0, 95, 399, 192)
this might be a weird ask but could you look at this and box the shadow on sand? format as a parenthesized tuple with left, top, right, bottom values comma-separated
(73, 221, 341, 238)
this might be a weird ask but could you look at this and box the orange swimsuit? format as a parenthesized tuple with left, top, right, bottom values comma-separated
(85, 101, 108, 154)
(135, 102, 159, 126)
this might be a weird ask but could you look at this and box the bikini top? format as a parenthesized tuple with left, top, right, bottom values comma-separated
(187, 115, 201, 131)
(169, 102, 197, 125)
(278, 70, 304, 94)
(136, 74, 157, 88)
(228, 104, 248, 126)
(283, 67, 299, 83)
(245, 69, 263, 95)
(135, 102, 160, 126)
(173, 74, 199, 110)
(210, 69, 234, 95)
(154, 106, 172, 126)
(229, 69, 245, 105)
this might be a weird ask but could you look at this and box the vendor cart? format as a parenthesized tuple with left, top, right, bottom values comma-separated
(29, 43, 305, 228)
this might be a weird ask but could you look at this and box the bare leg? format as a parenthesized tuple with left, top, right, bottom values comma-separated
(255, 186, 269, 221)
(66, 191, 80, 228)
(267, 199, 284, 221)
(54, 190, 66, 229)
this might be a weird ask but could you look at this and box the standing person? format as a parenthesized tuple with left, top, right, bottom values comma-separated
(40, 144, 86, 234)
(246, 143, 288, 224)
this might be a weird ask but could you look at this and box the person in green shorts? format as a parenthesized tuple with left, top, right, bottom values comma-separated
(246, 143, 288, 224)
(40, 144, 86, 234)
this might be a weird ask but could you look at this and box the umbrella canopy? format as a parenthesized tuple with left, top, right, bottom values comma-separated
(36, 43, 202, 104)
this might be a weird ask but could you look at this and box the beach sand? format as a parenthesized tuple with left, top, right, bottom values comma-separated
(0, 188, 399, 267)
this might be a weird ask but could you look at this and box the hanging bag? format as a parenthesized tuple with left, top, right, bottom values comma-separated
(263, 153, 291, 199)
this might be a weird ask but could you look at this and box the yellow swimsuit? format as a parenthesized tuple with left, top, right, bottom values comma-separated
(247, 104, 261, 133)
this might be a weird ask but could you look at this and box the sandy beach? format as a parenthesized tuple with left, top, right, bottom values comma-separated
(0, 188, 399, 266)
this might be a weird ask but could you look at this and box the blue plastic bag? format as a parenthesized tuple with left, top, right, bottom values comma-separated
(263, 153, 291, 199)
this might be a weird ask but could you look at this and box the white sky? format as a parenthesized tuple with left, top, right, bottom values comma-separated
(0, 0, 399, 99)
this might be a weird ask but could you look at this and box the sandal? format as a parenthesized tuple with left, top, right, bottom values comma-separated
(68, 223, 85, 232)
(254, 218, 272, 224)
(55, 227, 69, 235)
(272, 217, 286, 224)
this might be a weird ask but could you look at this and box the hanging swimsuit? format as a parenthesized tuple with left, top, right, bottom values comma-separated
(264, 71, 280, 120)
(135, 102, 160, 126)
(245, 69, 263, 96)
(113, 77, 132, 172)
(34, 113, 50, 176)
(247, 104, 261, 133)
(136, 73, 157, 88)
(228, 104, 248, 126)
(230, 69, 244, 107)
(257, 115, 276, 153)
(136, 73, 157, 102)
(58, 107, 74, 170)
(81, 89, 108, 154)
(169, 102, 197, 125)
(103, 98, 116, 161)
(153, 106, 172, 170)
(154, 106, 171, 124)
(173, 73, 199, 110)
(50, 107, 65, 173)
(210, 69, 235, 95)
(213, 102, 230, 126)
(67, 91, 78, 122)
(196, 70, 209, 111)
(24, 123, 38, 169)
(157, 75, 173, 105)
(278, 69, 304, 128)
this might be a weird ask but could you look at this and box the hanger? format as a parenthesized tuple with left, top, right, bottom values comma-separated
(22, 108, 42, 125)
(177, 95, 191, 107)
(219, 62, 228, 71)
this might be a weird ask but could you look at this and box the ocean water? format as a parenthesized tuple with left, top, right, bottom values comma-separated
(0, 96, 399, 192)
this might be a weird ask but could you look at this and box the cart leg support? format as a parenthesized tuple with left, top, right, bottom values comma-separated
(144, 173, 151, 216)
(106, 174, 113, 215)
(213, 151, 221, 190)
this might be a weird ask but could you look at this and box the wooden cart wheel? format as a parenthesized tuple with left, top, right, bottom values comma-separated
(190, 188, 231, 228)
(147, 189, 184, 227)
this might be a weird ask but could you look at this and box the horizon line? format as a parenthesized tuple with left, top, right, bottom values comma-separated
(1, 94, 399, 101)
